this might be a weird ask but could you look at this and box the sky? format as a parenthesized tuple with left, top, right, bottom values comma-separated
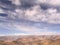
(0, 0, 60, 35)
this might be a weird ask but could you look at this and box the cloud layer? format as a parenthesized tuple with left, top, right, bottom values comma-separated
(0, 0, 60, 35)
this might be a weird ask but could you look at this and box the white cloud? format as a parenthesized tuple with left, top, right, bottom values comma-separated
(0, 8, 5, 13)
(37, 0, 60, 5)
(47, 13, 60, 24)
(1, 0, 59, 24)
(37, 0, 48, 3)
(6, 4, 60, 24)
(47, 8, 57, 13)
(10, 0, 21, 6)
(9, 0, 60, 7)
(0, 23, 58, 35)
(13, 24, 39, 32)
(1, 22, 58, 35)
(0, 0, 60, 35)
(23, 6, 60, 24)
(49, 0, 60, 5)
(3, 33, 30, 36)
(9, 31, 59, 35)
(0, 34, 6, 36)
(34, 31, 59, 35)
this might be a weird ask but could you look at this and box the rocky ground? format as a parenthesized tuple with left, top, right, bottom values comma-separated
(0, 35, 60, 45)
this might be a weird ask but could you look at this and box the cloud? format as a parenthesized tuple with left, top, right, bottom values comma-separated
(49, 0, 60, 5)
(0, 22, 59, 35)
(0, 8, 5, 13)
(0, 22, 42, 34)
(37, 0, 60, 6)
(33, 31, 59, 35)
(0, 0, 60, 35)
(0, 34, 6, 36)
(0, 33, 30, 36)
(10, 0, 21, 6)
(13, 5, 60, 24)
(37, 0, 48, 3)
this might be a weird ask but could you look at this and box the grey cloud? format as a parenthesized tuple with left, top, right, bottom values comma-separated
(0, 0, 60, 35)
(0, 13, 8, 17)
(20, 0, 37, 9)
(39, 3, 51, 10)
(0, 0, 16, 11)
(0, 0, 12, 5)
(0, 0, 60, 24)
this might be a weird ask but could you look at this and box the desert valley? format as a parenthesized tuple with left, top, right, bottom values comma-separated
(0, 35, 60, 45)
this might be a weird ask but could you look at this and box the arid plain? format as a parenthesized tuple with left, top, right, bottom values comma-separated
(0, 35, 60, 45)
